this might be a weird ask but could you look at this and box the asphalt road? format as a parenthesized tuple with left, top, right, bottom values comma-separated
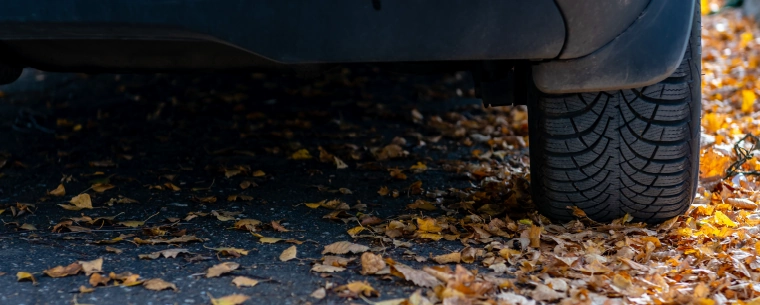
(0, 67, 531, 305)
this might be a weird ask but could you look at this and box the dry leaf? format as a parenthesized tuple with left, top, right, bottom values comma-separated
(143, 278, 178, 292)
(291, 149, 312, 160)
(206, 262, 240, 278)
(361, 252, 386, 274)
(105, 246, 123, 254)
(209, 293, 250, 305)
(432, 252, 461, 264)
(17, 272, 36, 284)
(89, 273, 109, 287)
(234, 219, 261, 231)
(91, 183, 115, 193)
(48, 184, 65, 197)
(280, 245, 297, 262)
(271, 220, 289, 232)
(310, 287, 327, 299)
(322, 241, 369, 255)
(59, 193, 93, 210)
(232, 276, 259, 288)
(212, 247, 249, 257)
(44, 262, 82, 278)
(311, 264, 346, 273)
(390, 263, 440, 288)
(80, 258, 103, 276)
(138, 248, 189, 260)
(335, 281, 379, 298)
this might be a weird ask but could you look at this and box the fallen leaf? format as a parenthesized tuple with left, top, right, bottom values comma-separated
(389, 263, 440, 288)
(311, 264, 346, 273)
(232, 276, 259, 288)
(79, 285, 95, 293)
(138, 248, 190, 260)
(310, 287, 327, 299)
(335, 281, 379, 298)
(59, 193, 93, 210)
(89, 273, 109, 287)
(44, 262, 82, 278)
(206, 262, 240, 278)
(280, 245, 297, 262)
(105, 246, 123, 254)
(19, 223, 36, 231)
(335, 156, 348, 169)
(211, 247, 249, 257)
(291, 149, 312, 160)
(432, 252, 461, 264)
(48, 184, 66, 197)
(271, 220, 290, 232)
(91, 183, 115, 193)
(234, 219, 262, 231)
(209, 293, 250, 305)
(17, 272, 36, 284)
(322, 241, 369, 255)
(361, 252, 386, 274)
(143, 278, 178, 292)
(80, 258, 103, 275)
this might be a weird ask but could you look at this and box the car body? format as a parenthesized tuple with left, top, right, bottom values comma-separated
(0, 0, 693, 95)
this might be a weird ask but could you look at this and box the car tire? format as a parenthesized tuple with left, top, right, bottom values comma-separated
(527, 9, 701, 224)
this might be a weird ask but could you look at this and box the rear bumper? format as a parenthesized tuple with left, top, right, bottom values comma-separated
(0, 1, 692, 93)
(0, 0, 565, 67)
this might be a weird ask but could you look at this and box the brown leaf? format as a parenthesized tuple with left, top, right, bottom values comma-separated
(279, 245, 297, 262)
(334, 281, 379, 298)
(322, 241, 369, 255)
(105, 246, 123, 254)
(44, 262, 82, 278)
(432, 252, 461, 264)
(133, 235, 204, 245)
(48, 184, 66, 197)
(390, 263, 441, 288)
(80, 258, 103, 276)
(91, 183, 115, 193)
(206, 262, 240, 278)
(89, 273, 109, 287)
(59, 193, 93, 210)
(17, 272, 36, 284)
(361, 252, 386, 275)
(143, 278, 178, 292)
(233, 219, 262, 231)
(271, 220, 290, 232)
(323, 256, 355, 267)
(209, 293, 250, 305)
(232, 276, 259, 288)
(211, 247, 249, 257)
(138, 249, 190, 260)
(311, 264, 346, 273)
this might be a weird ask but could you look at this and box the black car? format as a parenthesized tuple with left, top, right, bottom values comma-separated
(0, 0, 700, 223)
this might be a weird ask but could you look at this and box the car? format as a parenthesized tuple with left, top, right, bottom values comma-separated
(0, 0, 700, 223)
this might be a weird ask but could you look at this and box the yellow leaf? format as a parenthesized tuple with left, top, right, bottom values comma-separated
(91, 183, 115, 193)
(17, 272, 36, 284)
(410, 162, 427, 172)
(232, 276, 259, 288)
(48, 184, 66, 197)
(347, 226, 365, 237)
(334, 281, 379, 297)
(415, 218, 442, 233)
(252, 170, 266, 177)
(279, 245, 297, 262)
(79, 258, 103, 276)
(209, 293, 250, 305)
(59, 193, 93, 210)
(291, 149, 312, 160)
(19, 223, 36, 231)
(322, 241, 369, 255)
(258, 237, 283, 244)
(206, 262, 240, 278)
(143, 278, 178, 292)
(714, 211, 737, 227)
(742, 89, 756, 114)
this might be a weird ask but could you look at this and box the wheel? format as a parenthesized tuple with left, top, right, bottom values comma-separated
(527, 9, 701, 223)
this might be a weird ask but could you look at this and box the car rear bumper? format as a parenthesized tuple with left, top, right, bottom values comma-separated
(0, 0, 692, 93)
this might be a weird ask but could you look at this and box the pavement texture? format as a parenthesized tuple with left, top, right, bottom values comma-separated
(0, 68, 531, 305)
